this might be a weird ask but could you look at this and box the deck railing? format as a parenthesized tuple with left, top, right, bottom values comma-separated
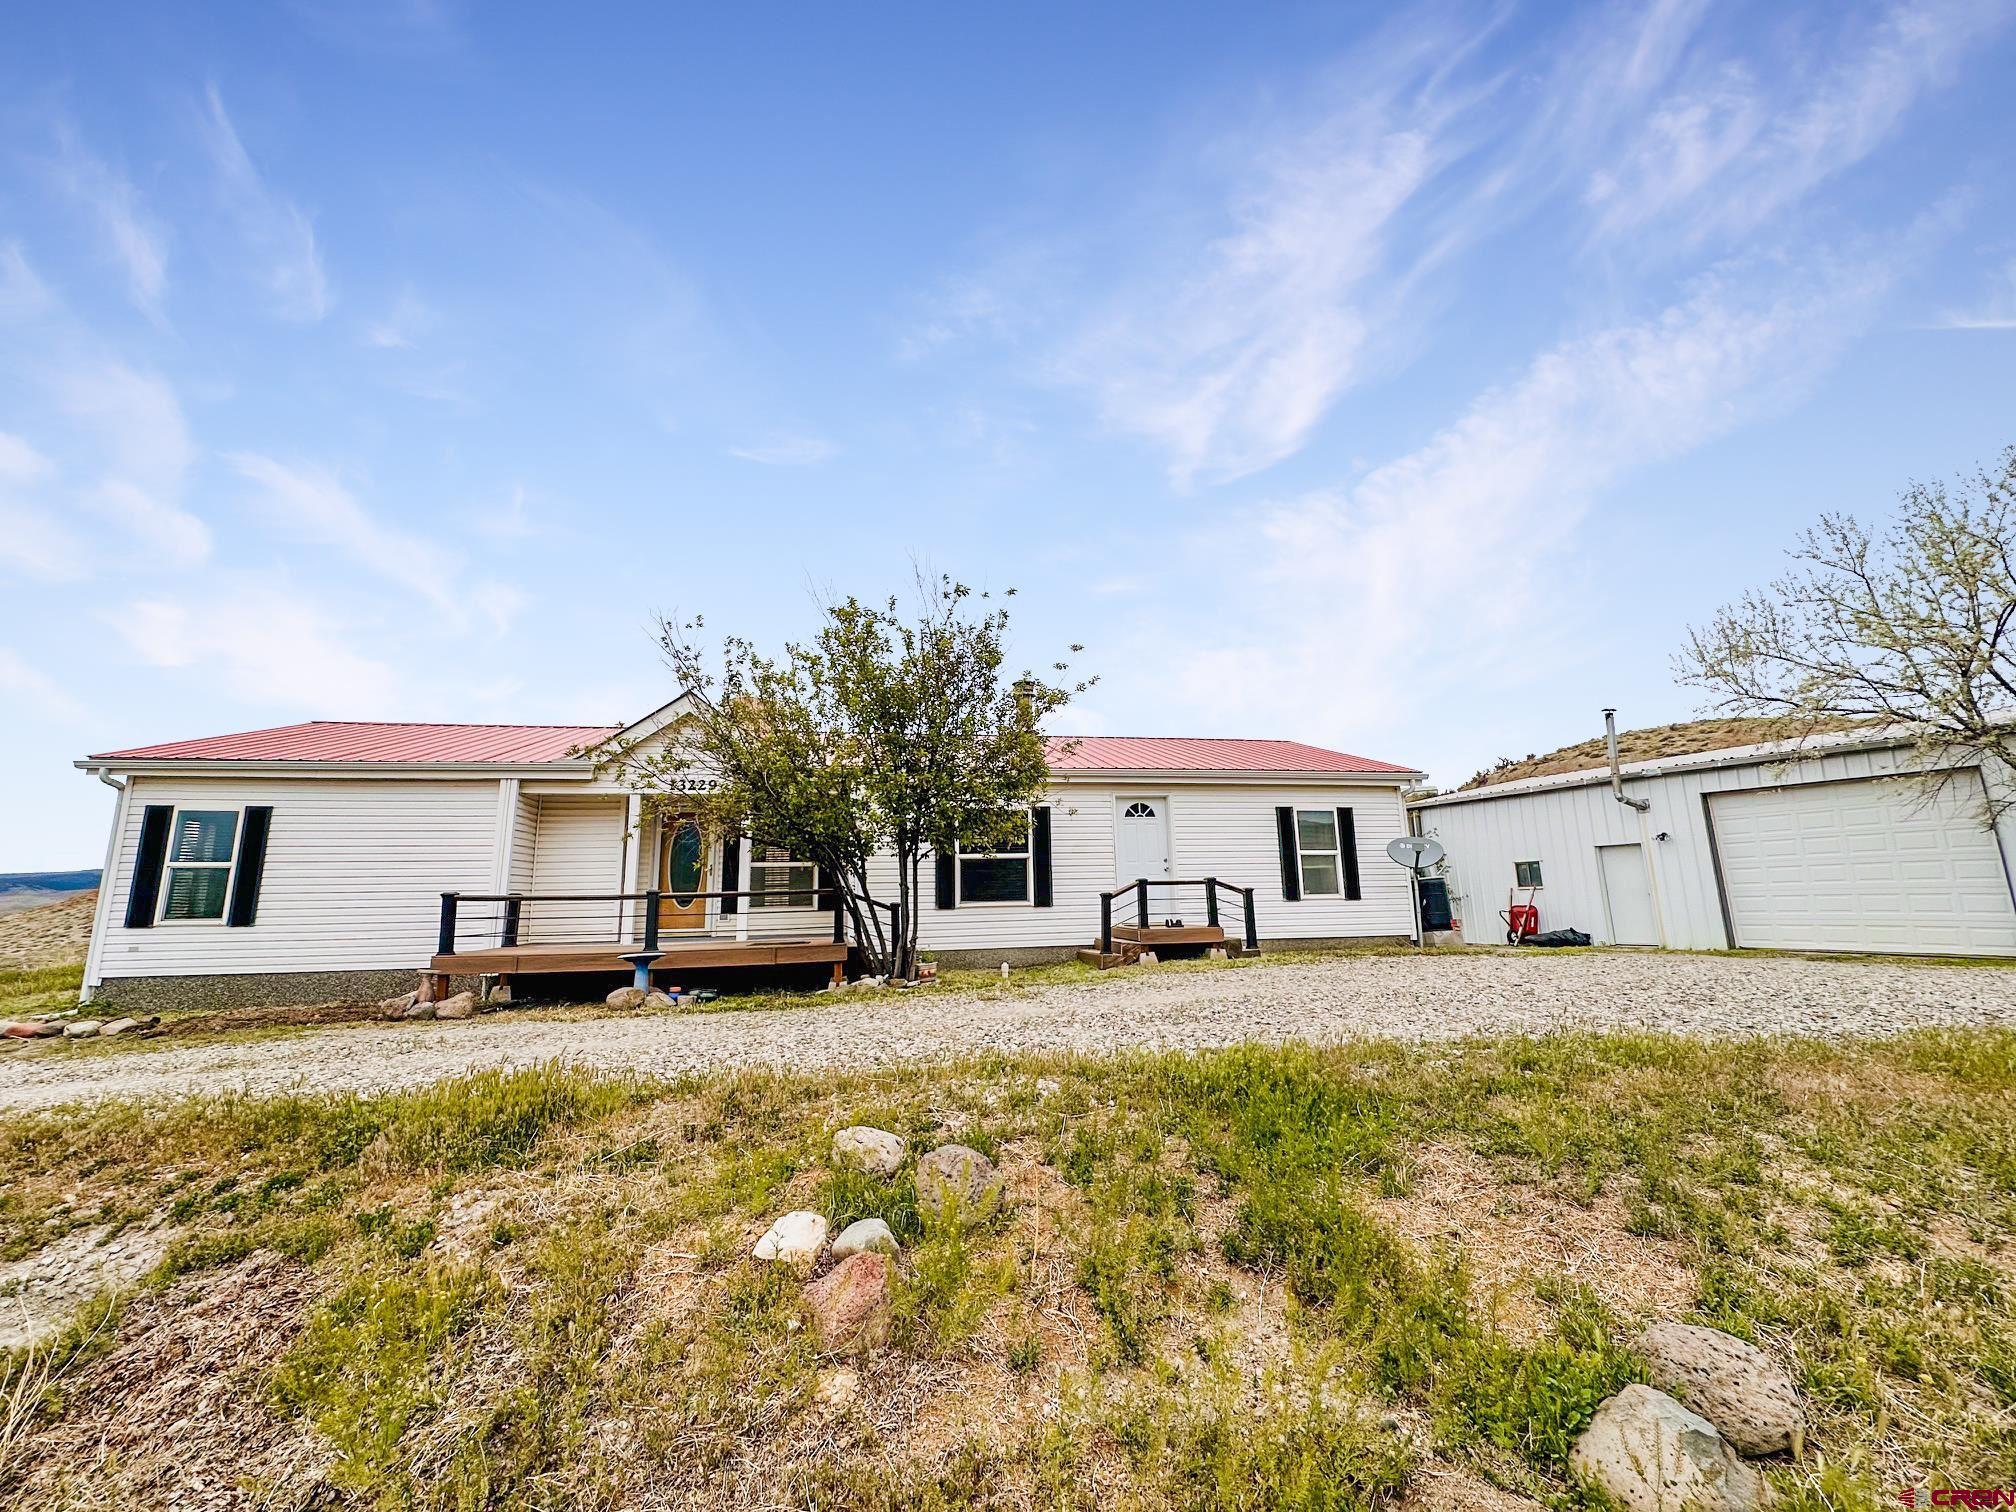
(438, 887, 879, 957)
(1096, 878, 1258, 956)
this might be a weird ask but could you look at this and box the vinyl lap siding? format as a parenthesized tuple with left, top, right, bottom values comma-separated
(523, 795, 628, 942)
(97, 777, 499, 979)
(899, 782, 1414, 954)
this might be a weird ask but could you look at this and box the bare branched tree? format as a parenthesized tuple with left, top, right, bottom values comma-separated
(1677, 445, 2016, 823)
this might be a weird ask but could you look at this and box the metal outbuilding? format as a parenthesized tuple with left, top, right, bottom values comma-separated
(1408, 716, 2016, 957)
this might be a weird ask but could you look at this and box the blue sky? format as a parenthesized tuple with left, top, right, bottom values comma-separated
(4, 1, 2015, 869)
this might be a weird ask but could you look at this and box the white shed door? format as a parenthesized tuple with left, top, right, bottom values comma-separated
(1597, 844, 1659, 945)
(1710, 773, 2016, 956)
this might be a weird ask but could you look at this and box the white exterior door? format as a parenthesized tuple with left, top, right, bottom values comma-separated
(1597, 843, 1659, 945)
(1709, 772, 2016, 956)
(1115, 798, 1173, 889)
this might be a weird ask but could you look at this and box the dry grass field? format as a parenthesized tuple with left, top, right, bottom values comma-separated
(2, 1029, 2011, 1509)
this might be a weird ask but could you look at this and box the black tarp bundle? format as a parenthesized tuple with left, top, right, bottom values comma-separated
(1524, 929, 1592, 948)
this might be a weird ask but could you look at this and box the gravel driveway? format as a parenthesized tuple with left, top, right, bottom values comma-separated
(5, 952, 2012, 1111)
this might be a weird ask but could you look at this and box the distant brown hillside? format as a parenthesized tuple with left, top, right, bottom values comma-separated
(0, 888, 97, 969)
(1461, 717, 1869, 791)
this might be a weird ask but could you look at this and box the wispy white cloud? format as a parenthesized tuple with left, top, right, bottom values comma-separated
(115, 581, 400, 711)
(728, 435, 836, 466)
(44, 123, 169, 318)
(56, 361, 194, 497)
(0, 433, 55, 487)
(916, 1, 2003, 489)
(81, 479, 212, 566)
(363, 285, 436, 348)
(0, 647, 84, 721)
(469, 483, 539, 543)
(197, 84, 331, 321)
(54, 360, 210, 566)
(0, 432, 80, 580)
(1175, 230, 1937, 760)
(0, 502, 85, 580)
(1048, 22, 1492, 488)
(1584, 0, 2005, 243)
(225, 452, 506, 627)
(1930, 256, 2016, 329)
(0, 241, 55, 323)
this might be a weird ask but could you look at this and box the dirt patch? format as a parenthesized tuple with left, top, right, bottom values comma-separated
(1371, 1143, 1697, 1334)
(154, 998, 388, 1038)
(0, 891, 95, 971)
(2, 1252, 329, 1512)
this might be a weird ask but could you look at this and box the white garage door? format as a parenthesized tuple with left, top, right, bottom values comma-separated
(1710, 772, 2016, 956)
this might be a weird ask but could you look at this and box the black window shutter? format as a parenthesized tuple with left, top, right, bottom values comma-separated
(226, 806, 273, 927)
(935, 851, 957, 909)
(721, 834, 741, 913)
(124, 804, 173, 928)
(1274, 806, 1301, 902)
(1032, 807, 1053, 907)
(1336, 807, 1361, 901)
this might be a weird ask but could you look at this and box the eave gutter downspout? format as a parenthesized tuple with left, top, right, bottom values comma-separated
(80, 768, 131, 1003)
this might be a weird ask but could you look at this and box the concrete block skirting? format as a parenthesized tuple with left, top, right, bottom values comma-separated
(87, 968, 446, 1014)
(928, 935, 1414, 971)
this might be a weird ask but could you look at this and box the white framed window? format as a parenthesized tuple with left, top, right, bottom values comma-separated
(958, 810, 1032, 904)
(1514, 860, 1543, 889)
(748, 842, 817, 908)
(1293, 809, 1343, 897)
(161, 808, 243, 922)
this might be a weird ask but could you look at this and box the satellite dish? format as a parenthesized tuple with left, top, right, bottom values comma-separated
(1386, 836, 1445, 871)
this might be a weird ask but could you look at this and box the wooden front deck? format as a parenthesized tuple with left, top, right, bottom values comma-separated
(431, 936, 849, 976)
(1111, 923, 1226, 946)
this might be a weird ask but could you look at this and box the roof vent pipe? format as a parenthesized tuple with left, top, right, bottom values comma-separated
(1603, 709, 1651, 811)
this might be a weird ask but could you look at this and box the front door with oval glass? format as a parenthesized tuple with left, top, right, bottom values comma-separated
(658, 818, 709, 931)
(1115, 798, 1173, 889)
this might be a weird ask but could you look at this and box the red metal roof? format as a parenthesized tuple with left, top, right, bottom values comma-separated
(89, 722, 1413, 776)
(90, 721, 622, 765)
(1045, 736, 1415, 776)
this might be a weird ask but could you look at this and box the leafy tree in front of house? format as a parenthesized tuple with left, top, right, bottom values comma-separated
(1677, 445, 2016, 822)
(590, 576, 1090, 977)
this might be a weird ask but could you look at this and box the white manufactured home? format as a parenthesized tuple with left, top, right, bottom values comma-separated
(75, 695, 1423, 1007)
(1410, 721, 2016, 957)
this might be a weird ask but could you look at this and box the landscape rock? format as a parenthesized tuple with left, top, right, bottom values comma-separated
(802, 1252, 891, 1352)
(98, 1018, 142, 1037)
(1569, 1384, 1763, 1511)
(831, 1217, 899, 1259)
(433, 992, 478, 1020)
(4, 1021, 62, 1039)
(605, 985, 648, 1011)
(915, 1143, 1003, 1227)
(1636, 1322, 1803, 1456)
(641, 990, 675, 1010)
(379, 990, 419, 1018)
(402, 1001, 437, 1021)
(64, 1020, 103, 1038)
(815, 1365, 860, 1410)
(1138, 951, 1158, 966)
(753, 1210, 829, 1267)
(832, 1125, 905, 1178)
(481, 983, 512, 1008)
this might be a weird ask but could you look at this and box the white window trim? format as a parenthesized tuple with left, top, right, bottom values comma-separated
(747, 841, 820, 909)
(956, 808, 1036, 907)
(156, 804, 248, 926)
(1292, 807, 1343, 898)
